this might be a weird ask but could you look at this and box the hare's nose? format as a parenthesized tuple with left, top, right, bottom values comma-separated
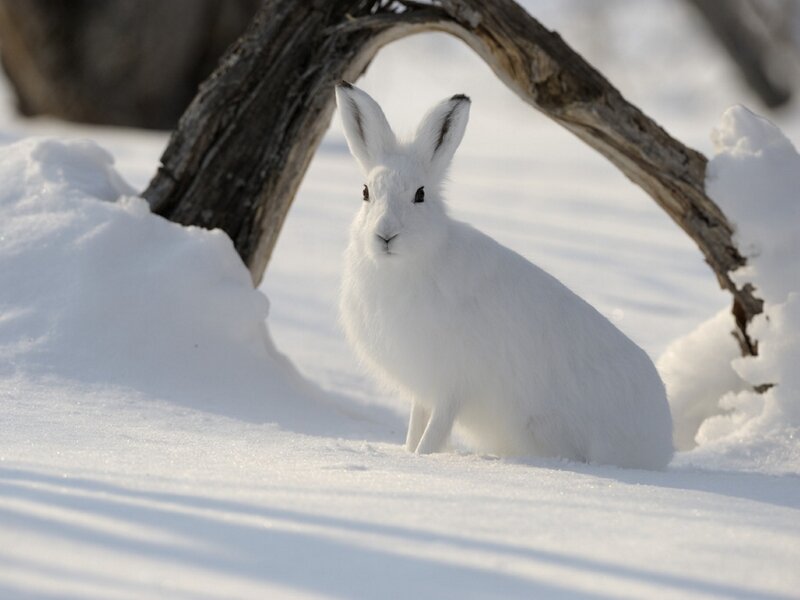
(376, 233, 398, 245)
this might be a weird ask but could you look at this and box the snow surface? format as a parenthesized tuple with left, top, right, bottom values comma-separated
(1, 1, 800, 598)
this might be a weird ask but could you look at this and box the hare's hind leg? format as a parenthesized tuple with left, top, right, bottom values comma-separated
(415, 399, 457, 454)
(405, 401, 430, 452)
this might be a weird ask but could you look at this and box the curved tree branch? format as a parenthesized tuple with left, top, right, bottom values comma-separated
(144, 0, 763, 354)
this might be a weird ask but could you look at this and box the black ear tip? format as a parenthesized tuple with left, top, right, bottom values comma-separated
(451, 93, 470, 103)
(338, 80, 354, 89)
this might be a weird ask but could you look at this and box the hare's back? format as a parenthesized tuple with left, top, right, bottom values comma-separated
(446, 223, 672, 459)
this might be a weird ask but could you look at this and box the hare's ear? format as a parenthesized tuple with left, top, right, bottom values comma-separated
(414, 94, 470, 175)
(336, 82, 396, 172)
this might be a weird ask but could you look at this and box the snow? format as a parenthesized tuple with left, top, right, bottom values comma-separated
(4, 399, 798, 599)
(0, 137, 372, 434)
(657, 308, 745, 451)
(1, 1, 800, 598)
(660, 106, 800, 474)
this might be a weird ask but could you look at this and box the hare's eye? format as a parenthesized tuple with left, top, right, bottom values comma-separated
(362, 184, 369, 202)
(414, 186, 425, 204)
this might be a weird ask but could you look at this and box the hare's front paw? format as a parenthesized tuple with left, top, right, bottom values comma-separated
(414, 401, 457, 455)
(405, 401, 430, 452)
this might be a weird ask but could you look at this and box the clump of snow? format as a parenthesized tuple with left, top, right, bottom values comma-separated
(661, 106, 800, 473)
(0, 138, 357, 432)
(709, 106, 800, 305)
(657, 308, 745, 451)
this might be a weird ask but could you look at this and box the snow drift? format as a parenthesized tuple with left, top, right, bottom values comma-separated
(0, 137, 354, 431)
(661, 106, 800, 473)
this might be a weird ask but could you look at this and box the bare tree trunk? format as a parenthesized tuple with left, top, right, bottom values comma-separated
(0, 0, 259, 129)
(143, 0, 763, 355)
(686, 0, 796, 109)
(144, 0, 438, 281)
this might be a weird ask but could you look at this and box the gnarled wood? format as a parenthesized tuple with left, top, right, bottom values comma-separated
(144, 0, 763, 354)
(145, 0, 440, 282)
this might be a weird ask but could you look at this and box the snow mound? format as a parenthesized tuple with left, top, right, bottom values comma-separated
(0, 138, 357, 431)
(661, 107, 800, 473)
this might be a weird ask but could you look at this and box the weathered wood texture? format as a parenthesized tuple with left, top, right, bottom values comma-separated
(144, 0, 763, 354)
(144, 0, 440, 286)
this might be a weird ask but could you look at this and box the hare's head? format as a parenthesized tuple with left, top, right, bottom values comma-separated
(335, 82, 470, 263)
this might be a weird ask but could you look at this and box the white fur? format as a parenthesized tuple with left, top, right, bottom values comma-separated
(335, 83, 674, 469)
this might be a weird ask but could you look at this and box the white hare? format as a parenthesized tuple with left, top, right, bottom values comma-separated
(336, 82, 674, 469)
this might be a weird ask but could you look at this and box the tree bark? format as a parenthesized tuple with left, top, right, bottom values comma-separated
(144, 0, 441, 287)
(143, 0, 763, 355)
